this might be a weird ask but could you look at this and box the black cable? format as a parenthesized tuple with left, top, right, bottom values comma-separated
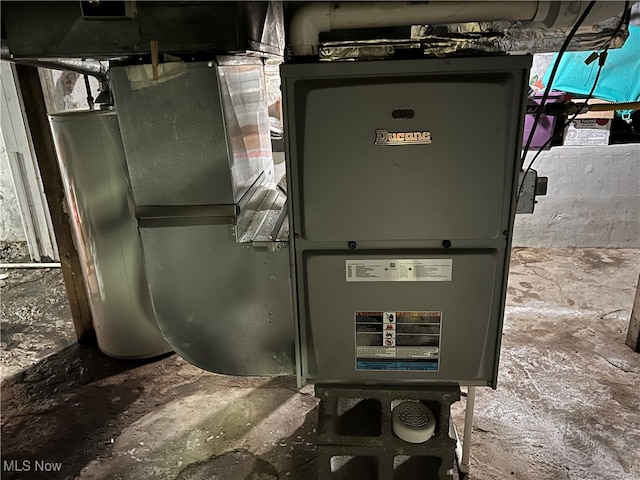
(520, 1, 596, 168)
(520, 56, 606, 183)
(83, 73, 94, 110)
(518, 1, 629, 200)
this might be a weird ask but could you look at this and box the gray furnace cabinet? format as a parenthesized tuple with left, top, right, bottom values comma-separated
(281, 56, 531, 387)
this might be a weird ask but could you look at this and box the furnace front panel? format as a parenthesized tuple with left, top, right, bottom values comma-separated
(282, 56, 531, 387)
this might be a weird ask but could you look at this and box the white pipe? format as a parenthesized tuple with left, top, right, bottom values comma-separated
(289, 1, 628, 57)
(290, 1, 541, 56)
(460, 386, 477, 474)
(541, 1, 626, 28)
(0, 263, 61, 269)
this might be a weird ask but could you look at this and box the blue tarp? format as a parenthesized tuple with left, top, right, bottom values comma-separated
(543, 24, 640, 103)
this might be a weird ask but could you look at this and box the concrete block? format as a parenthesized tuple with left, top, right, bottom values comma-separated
(315, 384, 460, 449)
(317, 445, 456, 480)
(314, 385, 460, 479)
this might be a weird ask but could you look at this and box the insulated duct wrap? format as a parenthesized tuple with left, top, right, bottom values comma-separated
(319, 16, 628, 61)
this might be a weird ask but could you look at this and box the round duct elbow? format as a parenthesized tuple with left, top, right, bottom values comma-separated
(290, 2, 332, 57)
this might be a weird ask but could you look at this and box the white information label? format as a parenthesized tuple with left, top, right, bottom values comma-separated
(346, 259, 452, 282)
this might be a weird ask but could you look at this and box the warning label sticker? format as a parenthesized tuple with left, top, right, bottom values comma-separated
(346, 259, 452, 282)
(355, 311, 441, 371)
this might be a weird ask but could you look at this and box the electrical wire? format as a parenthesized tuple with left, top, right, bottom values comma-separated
(520, 1, 596, 167)
(518, 1, 630, 201)
(520, 56, 606, 184)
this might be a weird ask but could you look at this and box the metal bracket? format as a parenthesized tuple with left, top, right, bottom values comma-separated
(517, 169, 548, 214)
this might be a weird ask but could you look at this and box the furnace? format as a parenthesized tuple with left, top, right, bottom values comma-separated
(281, 56, 531, 387)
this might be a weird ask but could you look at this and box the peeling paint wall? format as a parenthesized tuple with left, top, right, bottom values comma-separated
(513, 144, 640, 248)
(39, 68, 99, 114)
(0, 132, 26, 241)
(0, 67, 98, 243)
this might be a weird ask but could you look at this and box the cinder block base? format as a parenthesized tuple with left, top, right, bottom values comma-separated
(315, 384, 460, 480)
(318, 445, 457, 480)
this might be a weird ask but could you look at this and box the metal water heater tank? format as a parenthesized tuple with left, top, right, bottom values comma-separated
(49, 110, 171, 359)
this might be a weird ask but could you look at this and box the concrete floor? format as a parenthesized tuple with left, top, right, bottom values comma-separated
(1, 247, 639, 480)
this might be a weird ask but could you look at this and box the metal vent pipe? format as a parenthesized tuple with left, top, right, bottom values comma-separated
(0, 45, 108, 81)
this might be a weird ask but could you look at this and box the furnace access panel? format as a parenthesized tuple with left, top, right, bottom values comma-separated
(281, 56, 531, 387)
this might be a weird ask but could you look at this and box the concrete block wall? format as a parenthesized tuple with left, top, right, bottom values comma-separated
(513, 144, 640, 248)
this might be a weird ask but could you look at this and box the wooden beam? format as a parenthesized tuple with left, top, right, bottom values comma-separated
(13, 64, 94, 343)
(626, 274, 640, 353)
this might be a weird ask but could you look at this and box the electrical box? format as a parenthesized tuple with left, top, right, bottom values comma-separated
(281, 56, 531, 387)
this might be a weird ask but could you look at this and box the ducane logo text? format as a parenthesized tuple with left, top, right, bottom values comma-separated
(375, 129, 432, 146)
(3, 459, 63, 473)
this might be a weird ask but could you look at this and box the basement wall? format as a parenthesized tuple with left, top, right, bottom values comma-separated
(0, 67, 97, 243)
(0, 133, 25, 241)
(513, 144, 640, 248)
